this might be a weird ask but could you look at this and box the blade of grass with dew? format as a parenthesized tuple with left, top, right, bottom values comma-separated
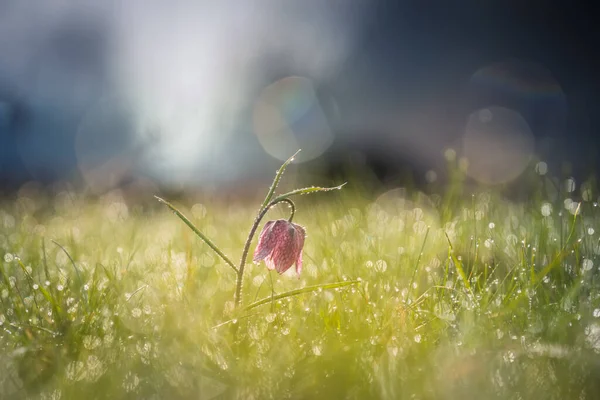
(444, 232, 471, 292)
(155, 196, 238, 274)
(271, 183, 347, 203)
(259, 149, 301, 212)
(244, 280, 361, 311)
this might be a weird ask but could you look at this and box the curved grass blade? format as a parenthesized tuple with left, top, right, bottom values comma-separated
(244, 279, 360, 311)
(272, 183, 347, 203)
(444, 232, 471, 291)
(51, 239, 83, 287)
(155, 196, 239, 274)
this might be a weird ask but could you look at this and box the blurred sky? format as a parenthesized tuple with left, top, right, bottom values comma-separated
(1, 1, 599, 192)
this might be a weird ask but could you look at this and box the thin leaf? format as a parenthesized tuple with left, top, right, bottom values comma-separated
(51, 239, 83, 286)
(155, 196, 239, 274)
(244, 279, 360, 311)
(272, 183, 347, 203)
(444, 233, 471, 291)
(534, 204, 581, 284)
(260, 149, 301, 212)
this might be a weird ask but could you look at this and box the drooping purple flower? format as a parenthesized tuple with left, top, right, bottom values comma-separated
(253, 219, 306, 277)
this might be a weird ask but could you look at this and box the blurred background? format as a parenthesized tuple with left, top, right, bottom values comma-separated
(1, 0, 598, 195)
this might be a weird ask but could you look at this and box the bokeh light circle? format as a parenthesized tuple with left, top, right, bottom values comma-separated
(462, 106, 534, 185)
(469, 61, 566, 122)
(253, 76, 335, 162)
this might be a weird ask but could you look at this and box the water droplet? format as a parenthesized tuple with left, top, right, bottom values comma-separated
(312, 345, 322, 356)
(414, 334, 422, 343)
(541, 203, 552, 217)
(535, 161, 548, 175)
(444, 148, 456, 162)
(564, 177, 576, 193)
(374, 260, 387, 273)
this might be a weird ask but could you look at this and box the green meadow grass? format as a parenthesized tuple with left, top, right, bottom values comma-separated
(1, 163, 600, 399)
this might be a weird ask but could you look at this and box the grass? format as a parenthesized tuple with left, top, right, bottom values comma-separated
(1, 160, 600, 399)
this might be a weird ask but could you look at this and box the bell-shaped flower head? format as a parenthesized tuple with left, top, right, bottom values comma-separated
(253, 219, 306, 277)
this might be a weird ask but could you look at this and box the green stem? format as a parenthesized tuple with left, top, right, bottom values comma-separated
(234, 198, 296, 307)
(260, 150, 301, 212)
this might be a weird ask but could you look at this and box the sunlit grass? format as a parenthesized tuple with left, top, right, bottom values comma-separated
(1, 163, 600, 399)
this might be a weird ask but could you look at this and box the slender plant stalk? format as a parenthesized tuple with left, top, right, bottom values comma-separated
(234, 198, 295, 307)
(259, 150, 301, 212)
(409, 227, 430, 293)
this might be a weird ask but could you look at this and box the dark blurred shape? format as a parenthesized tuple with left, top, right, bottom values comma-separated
(1, 2, 600, 194)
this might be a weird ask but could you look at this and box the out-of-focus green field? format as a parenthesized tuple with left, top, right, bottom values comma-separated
(1, 164, 600, 399)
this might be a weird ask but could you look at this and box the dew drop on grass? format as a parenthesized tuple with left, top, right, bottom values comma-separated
(84, 335, 102, 350)
(503, 351, 516, 363)
(425, 170, 437, 183)
(123, 372, 140, 392)
(374, 260, 387, 273)
(312, 345, 322, 356)
(66, 361, 85, 381)
(414, 334, 422, 343)
(541, 203, 552, 217)
(131, 308, 142, 318)
(565, 177, 576, 193)
(593, 309, 600, 318)
(57, 285, 64, 292)
(583, 259, 594, 272)
(444, 148, 456, 162)
(536, 161, 548, 175)
(3, 253, 13, 262)
(588, 228, 595, 235)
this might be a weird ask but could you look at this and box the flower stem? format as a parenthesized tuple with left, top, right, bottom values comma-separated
(259, 150, 300, 212)
(234, 198, 296, 307)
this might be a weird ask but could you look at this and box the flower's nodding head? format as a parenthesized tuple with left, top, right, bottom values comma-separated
(253, 219, 306, 277)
